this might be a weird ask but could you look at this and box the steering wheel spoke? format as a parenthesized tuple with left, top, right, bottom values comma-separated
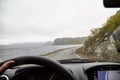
(0, 56, 77, 80)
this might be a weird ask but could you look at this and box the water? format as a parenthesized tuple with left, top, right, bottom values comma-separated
(0, 45, 81, 60)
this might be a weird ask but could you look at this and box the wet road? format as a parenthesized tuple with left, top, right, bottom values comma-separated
(44, 47, 80, 60)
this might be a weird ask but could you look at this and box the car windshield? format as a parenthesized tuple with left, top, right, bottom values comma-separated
(0, 0, 120, 62)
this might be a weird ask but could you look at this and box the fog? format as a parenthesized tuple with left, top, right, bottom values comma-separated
(0, 0, 119, 44)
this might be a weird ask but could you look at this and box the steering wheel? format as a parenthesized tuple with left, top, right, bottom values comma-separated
(0, 56, 76, 80)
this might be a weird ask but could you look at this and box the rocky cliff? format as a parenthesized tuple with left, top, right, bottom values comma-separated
(93, 26, 120, 61)
(76, 26, 120, 62)
(76, 10, 120, 62)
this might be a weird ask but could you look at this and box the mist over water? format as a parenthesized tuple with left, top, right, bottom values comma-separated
(0, 45, 81, 60)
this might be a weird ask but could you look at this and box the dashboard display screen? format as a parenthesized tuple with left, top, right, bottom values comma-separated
(97, 70, 120, 80)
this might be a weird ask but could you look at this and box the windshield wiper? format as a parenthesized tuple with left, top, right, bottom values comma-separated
(58, 58, 95, 64)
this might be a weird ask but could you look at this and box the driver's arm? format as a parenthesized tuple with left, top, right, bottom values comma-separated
(0, 61, 15, 74)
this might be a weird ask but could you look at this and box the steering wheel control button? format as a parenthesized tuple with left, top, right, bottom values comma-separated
(0, 75, 9, 80)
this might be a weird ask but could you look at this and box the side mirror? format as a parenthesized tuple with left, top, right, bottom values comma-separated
(104, 0, 120, 8)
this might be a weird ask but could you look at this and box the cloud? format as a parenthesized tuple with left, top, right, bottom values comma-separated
(0, 0, 119, 44)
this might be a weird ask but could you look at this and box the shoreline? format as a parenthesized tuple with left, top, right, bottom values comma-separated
(40, 46, 82, 60)
(41, 47, 76, 56)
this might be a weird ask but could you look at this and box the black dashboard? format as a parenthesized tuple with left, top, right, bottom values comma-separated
(1, 62, 120, 80)
(63, 62, 120, 80)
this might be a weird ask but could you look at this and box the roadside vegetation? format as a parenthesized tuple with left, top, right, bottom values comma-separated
(85, 10, 120, 48)
(76, 10, 120, 62)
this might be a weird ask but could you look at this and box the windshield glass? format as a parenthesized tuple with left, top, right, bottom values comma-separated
(0, 0, 120, 62)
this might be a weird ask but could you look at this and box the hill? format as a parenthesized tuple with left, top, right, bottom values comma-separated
(53, 37, 87, 45)
(76, 10, 120, 62)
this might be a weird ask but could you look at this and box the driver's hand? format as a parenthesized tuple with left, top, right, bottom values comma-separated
(0, 61, 15, 74)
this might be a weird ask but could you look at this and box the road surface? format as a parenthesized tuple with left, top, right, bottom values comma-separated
(43, 47, 80, 60)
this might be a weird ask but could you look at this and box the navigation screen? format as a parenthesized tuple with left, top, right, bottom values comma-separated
(97, 70, 120, 80)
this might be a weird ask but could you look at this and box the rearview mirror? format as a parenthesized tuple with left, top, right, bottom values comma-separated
(104, 0, 120, 7)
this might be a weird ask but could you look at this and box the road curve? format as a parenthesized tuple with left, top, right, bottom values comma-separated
(43, 47, 80, 60)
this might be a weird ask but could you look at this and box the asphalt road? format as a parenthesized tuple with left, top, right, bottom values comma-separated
(44, 47, 80, 60)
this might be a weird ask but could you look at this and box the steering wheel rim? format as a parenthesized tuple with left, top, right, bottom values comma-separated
(1, 56, 76, 80)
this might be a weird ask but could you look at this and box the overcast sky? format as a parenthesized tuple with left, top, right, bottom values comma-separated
(0, 0, 119, 45)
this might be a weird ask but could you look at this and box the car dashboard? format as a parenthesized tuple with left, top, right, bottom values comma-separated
(0, 62, 120, 80)
(63, 62, 120, 80)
